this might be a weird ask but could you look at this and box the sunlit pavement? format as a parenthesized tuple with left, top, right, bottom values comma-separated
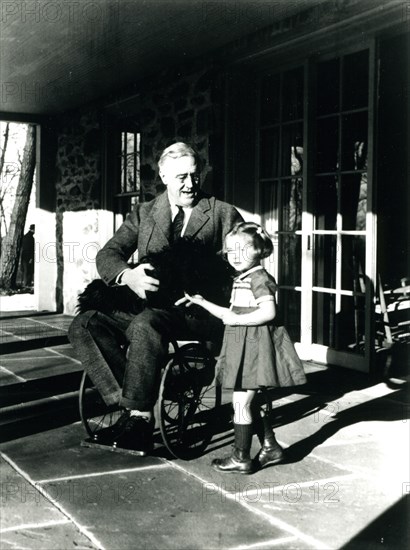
(0, 292, 36, 313)
(1, 314, 409, 550)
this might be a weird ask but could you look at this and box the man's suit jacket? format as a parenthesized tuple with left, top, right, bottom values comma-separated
(96, 191, 243, 285)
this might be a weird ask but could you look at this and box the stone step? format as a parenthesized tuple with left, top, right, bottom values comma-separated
(0, 309, 58, 320)
(0, 370, 83, 408)
(0, 334, 69, 355)
(0, 314, 73, 355)
(0, 314, 84, 442)
(0, 315, 82, 411)
(0, 391, 81, 443)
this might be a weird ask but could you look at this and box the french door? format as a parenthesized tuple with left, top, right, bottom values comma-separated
(258, 46, 376, 371)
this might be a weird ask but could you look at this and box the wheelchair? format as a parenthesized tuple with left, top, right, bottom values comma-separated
(78, 339, 222, 460)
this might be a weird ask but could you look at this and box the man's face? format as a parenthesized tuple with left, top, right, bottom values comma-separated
(160, 155, 200, 207)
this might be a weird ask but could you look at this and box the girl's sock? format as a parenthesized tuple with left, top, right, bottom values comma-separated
(253, 409, 280, 448)
(211, 422, 255, 473)
(234, 422, 253, 458)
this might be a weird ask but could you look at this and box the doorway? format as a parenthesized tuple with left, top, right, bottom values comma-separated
(257, 46, 377, 371)
(0, 121, 37, 313)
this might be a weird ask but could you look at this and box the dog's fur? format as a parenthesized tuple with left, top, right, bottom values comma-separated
(77, 238, 233, 315)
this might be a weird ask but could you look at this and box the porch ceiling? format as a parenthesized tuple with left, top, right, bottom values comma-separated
(0, 0, 323, 116)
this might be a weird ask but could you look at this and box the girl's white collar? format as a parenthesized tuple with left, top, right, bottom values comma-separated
(235, 265, 263, 280)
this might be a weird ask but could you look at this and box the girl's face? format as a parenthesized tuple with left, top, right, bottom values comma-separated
(225, 234, 260, 272)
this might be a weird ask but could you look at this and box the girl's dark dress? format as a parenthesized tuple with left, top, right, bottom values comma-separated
(216, 266, 307, 390)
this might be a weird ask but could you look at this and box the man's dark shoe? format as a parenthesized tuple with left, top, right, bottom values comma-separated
(91, 409, 130, 444)
(112, 415, 154, 456)
(212, 449, 255, 474)
(257, 440, 285, 468)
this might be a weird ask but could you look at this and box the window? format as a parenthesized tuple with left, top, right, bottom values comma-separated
(258, 66, 304, 341)
(257, 47, 374, 368)
(114, 130, 141, 230)
(312, 50, 369, 353)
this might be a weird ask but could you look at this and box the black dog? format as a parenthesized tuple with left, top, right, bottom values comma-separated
(77, 238, 234, 316)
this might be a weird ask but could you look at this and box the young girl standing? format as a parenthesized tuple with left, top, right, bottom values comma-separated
(185, 222, 306, 474)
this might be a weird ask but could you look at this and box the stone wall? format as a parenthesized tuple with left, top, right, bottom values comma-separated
(142, 67, 224, 200)
(55, 111, 102, 213)
(108, 64, 225, 201)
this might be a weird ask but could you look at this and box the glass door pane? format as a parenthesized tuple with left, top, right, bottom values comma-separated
(256, 47, 376, 371)
(258, 66, 304, 343)
(312, 49, 370, 361)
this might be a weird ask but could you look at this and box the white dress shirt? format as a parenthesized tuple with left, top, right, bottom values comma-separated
(169, 201, 193, 237)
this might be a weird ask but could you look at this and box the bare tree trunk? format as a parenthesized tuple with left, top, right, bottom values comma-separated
(0, 123, 10, 252)
(0, 125, 36, 289)
(0, 122, 10, 175)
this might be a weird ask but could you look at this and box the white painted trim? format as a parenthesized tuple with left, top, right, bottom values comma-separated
(34, 209, 57, 313)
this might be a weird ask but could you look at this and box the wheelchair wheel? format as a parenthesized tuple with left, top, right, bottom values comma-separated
(79, 371, 125, 440)
(158, 342, 221, 460)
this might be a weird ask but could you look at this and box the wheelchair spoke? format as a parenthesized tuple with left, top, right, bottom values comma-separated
(79, 371, 123, 440)
(158, 343, 221, 459)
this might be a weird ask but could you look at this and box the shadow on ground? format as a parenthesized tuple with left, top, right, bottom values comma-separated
(341, 495, 410, 549)
(2, 364, 408, 466)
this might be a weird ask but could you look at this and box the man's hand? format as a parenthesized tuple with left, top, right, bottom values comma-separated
(122, 264, 160, 299)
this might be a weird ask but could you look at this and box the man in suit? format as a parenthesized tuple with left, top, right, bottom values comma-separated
(21, 224, 35, 287)
(69, 142, 243, 455)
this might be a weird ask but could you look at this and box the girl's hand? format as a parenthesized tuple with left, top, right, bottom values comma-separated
(174, 296, 189, 306)
(183, 292, 230, 320)
(221, 311, 240, 325)
(184, 292, 205, 306)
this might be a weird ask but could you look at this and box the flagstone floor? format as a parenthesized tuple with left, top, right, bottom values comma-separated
(0, 314, 409, 549)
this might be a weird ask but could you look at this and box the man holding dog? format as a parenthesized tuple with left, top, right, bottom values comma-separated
(69, 142, 243, 455)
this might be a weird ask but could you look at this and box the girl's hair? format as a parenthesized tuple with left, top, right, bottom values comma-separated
(226, 222, 273, 259)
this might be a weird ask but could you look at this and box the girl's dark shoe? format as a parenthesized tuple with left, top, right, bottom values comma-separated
(257, 440, 285, 468)
(212, 449, 255, 474)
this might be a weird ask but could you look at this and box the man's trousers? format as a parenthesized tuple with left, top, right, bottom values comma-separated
(68, 307, 222, 411)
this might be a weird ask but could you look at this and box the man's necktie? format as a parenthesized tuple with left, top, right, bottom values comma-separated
(171, 206, 185, 242)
